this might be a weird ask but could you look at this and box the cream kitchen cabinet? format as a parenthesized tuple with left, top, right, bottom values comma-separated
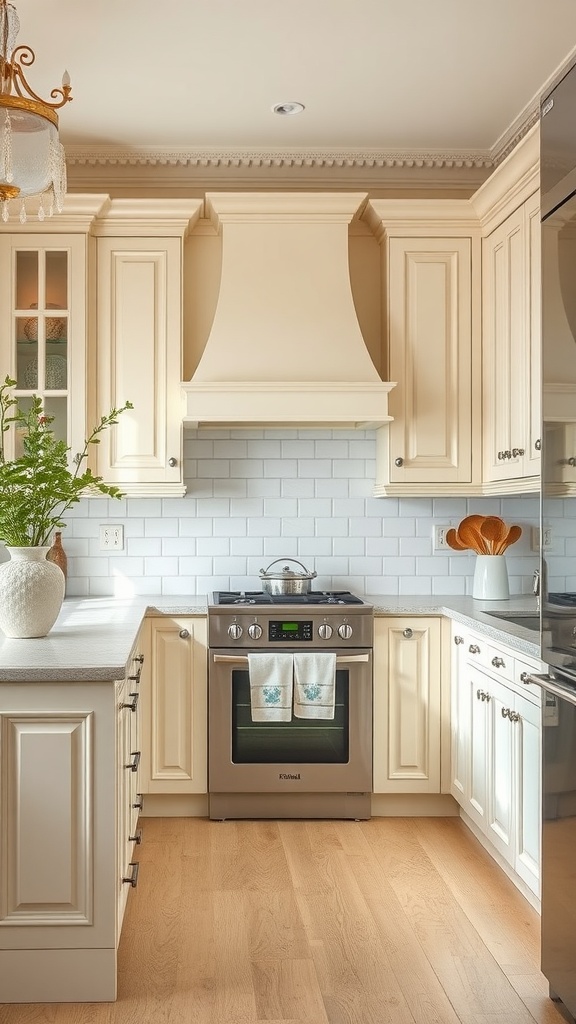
(139, 616, 207, 796)
(450, 625, 542, 901)
(94, 200, 202, 496)
(373, 616, 445, 792)
(0, 197, 107, 464)
(0, 640, 144, 1003)
(365, 201, 481, 496)
(481, 191, 541, 491)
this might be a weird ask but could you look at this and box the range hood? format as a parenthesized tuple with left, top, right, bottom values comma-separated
(182, 192, 395, 428)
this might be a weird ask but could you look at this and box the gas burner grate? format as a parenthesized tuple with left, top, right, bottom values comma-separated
(212, 590, 364, 607)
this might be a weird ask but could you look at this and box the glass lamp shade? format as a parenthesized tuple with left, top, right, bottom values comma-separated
(1, 109, 59, 196)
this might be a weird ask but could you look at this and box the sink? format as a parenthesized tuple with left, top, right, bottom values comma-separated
(485, 612, 540, 632)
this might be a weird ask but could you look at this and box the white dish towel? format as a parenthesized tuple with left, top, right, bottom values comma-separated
(293, 652, 337, 720)
(248, 652, 294, 722)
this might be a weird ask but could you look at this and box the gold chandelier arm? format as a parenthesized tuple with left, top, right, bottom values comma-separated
(11, 45, 72, 110)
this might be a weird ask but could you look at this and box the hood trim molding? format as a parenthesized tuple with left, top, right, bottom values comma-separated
(181, 380, 396, 430)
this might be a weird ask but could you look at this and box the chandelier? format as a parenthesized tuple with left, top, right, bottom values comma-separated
(0, 0, 72, 223)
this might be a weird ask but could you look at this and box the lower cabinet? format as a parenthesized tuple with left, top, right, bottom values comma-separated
(139, 616, 207, 795)
(450, 625, 541, 900)
(0, 637, 144, 1003)
(373, 616, 444, 793)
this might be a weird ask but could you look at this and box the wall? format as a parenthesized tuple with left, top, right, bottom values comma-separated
(53, 429, 540, 599)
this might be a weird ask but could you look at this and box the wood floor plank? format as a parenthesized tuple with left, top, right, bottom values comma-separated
(0, 817, 568, 1024)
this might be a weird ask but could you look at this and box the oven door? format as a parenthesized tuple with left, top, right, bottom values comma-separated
(208, 647, 372, 793)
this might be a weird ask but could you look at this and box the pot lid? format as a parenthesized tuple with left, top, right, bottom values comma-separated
(259, 558, 317, 580)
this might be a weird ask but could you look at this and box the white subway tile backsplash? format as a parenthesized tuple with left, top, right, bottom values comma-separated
(62, 430, 538, 598)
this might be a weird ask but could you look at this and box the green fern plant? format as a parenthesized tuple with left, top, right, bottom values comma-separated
(0, 375, 132, 547)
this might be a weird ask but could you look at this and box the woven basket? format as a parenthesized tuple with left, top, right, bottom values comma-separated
(23, 304, 65, 341)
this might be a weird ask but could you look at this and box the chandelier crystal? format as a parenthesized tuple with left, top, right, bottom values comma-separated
(0, 0, 72, 223)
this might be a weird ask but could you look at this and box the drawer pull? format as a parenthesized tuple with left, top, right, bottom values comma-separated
(520, 671, 529, 684)
(476, 689, 491, 702)
(454, 635, 464, 645)
(469, 644, 481, 654)
(122, 862, 140, 888)
(491, 656, 505, 668)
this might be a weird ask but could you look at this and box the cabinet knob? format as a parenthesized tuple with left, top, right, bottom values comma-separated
(179, 628, 190, 639)
(454, 635, 464, 645)
(520, 671, 529, 684)
(535, 438, 542, 451)
(491, 656, 505, 668)
(512, 448, 525, 458)
(168, 457, 177, 467)
(394, 457, 404, 467)
(469, 644, 480, 654)
(402, 628, 413, 639)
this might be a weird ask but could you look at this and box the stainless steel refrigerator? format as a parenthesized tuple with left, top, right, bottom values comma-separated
(537, 57, 576, 1024)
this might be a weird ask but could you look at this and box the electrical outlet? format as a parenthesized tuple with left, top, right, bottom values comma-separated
(99, 524, 124, 551)
(433, 524, 452, 551)
(531, 526, 553, 552)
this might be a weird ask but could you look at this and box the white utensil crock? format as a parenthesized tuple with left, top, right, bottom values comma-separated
(472, 554, 510, 601)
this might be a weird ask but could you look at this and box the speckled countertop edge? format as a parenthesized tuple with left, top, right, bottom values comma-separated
(0, 592, 542, 683)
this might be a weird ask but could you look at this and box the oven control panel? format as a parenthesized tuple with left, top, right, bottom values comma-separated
(269, 620, 313, 642)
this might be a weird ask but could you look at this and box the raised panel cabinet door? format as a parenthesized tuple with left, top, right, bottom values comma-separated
(525, 191, 542, 478)
(387, 237, 473, 485)
(373, 617, 441, 793)
(513, 691, 541, 897)
(140, 617, 207, 794)
(486, 676, 515, 865)
(450, 631, 470, 806)
(96, 237, 184, 495)
(466, 665, 490, 832)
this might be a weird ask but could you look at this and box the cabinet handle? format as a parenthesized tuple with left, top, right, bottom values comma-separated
(454, 635, 464, 645)
(402, 628, 413, 639)
(469, 644, 480, 654)
(394, 457, 404, 467)
(129, 828, 143, 845)
(132, 795, 143, 810)
(535, 438, 542, 451)
(133, 654, 144, 665)
(121, 692, 139, 712)
(476, 689, 491, 701)
(122, 862, 140, 888)
(179, 628, 190, 639)
(512, 448, 525, 458)
(509, 710, 521, 722)
(168, 457, 177, 467)
(125, 750, 141, 773)
(491, 656, 505, 668)
(520, 671, 529, 684)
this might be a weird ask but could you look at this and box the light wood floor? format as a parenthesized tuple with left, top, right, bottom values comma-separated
(0, 816, 566, 1024)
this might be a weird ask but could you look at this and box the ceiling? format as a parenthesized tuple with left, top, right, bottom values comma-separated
(10, 0, 576, 189)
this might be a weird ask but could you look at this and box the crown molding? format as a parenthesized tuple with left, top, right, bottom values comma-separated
(64, 145, 495, 192)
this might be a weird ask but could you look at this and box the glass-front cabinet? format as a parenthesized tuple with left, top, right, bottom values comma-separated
(0, 233, 89, 463)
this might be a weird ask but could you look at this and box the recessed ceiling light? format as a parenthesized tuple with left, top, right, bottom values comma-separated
(273, 102, 305, 116)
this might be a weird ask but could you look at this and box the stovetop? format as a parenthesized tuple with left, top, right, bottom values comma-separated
(212, 590, 365, 607)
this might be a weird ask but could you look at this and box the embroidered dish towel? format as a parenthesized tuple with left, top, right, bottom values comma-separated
(248, 652, 294, 721)
(293, 652, 337, 719)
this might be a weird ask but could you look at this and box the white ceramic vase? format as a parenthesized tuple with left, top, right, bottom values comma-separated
(472, 554, 510, 601)
(0, 546, 66, 638)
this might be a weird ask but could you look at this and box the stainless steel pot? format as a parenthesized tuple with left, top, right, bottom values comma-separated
(259, 558, 317, 595)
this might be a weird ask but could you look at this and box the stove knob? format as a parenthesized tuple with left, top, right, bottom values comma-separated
(248, 623, 263, 640)
(318, 623, 333, 640)
(228, 623, 243, 640)
(338, 623, 353, 640)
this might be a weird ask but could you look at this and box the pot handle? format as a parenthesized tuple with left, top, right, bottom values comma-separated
(260, 557, 316, 576)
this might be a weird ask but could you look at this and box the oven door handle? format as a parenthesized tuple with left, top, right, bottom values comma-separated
(212, 653, 370, 664)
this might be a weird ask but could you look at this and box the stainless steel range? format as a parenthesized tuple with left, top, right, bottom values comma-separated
(207, 591, 373, 820)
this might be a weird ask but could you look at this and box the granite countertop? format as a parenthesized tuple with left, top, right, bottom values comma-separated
(0, 593, 542, 683)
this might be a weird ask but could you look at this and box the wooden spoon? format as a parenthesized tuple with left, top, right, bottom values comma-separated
(480, 516, 508, 555)
(456, 514, 488, 553)
(446, 528, 468, 551)
(496, 523, 522, 554)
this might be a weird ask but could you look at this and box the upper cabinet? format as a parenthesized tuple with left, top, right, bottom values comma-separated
(94, 200, 202, 497)
(364, 201, 482, 496)
(472, 126, 541, 495)
(0, 197, 108, 464)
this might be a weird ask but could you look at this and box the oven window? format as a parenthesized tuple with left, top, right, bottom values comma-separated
(231, 668, 350, 764)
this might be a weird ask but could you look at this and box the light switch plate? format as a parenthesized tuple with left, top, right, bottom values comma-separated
(99, 524, 124, 551)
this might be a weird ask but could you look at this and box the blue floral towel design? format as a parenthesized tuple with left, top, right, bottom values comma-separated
(294, 653, 337, 720)
(248, 653, 294, 722)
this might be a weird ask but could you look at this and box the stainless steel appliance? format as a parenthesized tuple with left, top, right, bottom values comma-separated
(207, 591, 373, 820)
(531, 60, 576, 1024)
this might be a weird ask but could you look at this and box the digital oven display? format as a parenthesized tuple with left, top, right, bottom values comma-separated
(268, 620, 313, 641)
